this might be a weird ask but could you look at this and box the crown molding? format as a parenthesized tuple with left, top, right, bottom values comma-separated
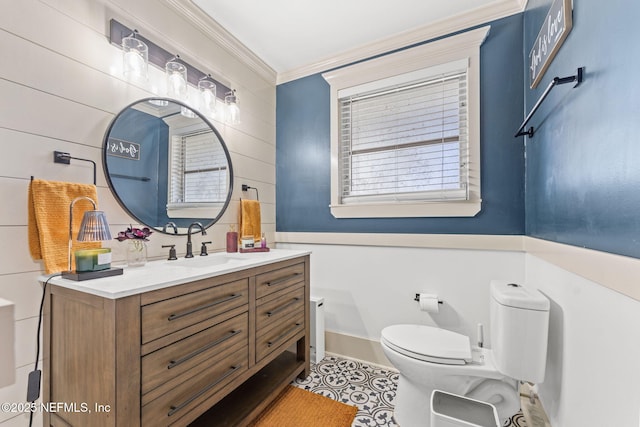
(277, 0, 524, 84)
(164, 0, 277, 84)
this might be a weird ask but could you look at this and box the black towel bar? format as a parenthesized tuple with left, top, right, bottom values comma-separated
(241, 184, 259, 201)
(515, 67, 584, 138)
(53, 151, 97, 185)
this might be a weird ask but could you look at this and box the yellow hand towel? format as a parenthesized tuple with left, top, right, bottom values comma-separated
(28, 179, 101, 274)
(239, 199, 261, 244)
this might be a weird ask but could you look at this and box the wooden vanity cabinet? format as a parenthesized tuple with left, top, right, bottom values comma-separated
(43, 255, 310, 427)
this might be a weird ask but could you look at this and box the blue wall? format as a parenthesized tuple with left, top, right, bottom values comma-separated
(107, 109, 165, 227)
(523, 0, 640, 258)
(276, 14, 525, 235)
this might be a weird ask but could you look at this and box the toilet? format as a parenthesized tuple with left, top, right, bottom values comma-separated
(381, 280, 550, 427)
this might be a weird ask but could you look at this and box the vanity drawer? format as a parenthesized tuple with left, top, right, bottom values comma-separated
(256, 310, 305, 362)
(141, 312, 248, 395)
(255, 262, 305, 300)
(141, 278, 248, 344)
(141, 346, 248, 426)
(256, 283, 305, 334)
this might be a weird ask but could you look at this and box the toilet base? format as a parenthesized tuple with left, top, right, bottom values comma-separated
(394, 374, 434, 427)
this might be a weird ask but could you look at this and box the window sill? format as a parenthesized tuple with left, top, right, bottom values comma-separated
(329, 200, 481, 218)
(167, 203, 224, 219)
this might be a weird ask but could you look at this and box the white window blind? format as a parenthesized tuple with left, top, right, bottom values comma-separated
(338, 67, 468, 205)
(169, 131, 228, 207)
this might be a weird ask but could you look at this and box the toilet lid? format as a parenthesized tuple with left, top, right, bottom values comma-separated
(381, 324, 472, 365)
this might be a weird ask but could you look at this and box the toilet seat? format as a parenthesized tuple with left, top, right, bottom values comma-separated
(381, 324, 472, 365)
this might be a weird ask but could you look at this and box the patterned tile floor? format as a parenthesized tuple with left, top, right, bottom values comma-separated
(292, 354, 527, 427)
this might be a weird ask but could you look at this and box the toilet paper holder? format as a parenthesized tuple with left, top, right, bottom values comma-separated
(414, 294, 443, 304)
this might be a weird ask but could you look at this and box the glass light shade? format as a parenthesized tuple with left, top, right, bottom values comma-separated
(225, 91, 240, 124)
(77, 211, 113, 242)
(166, 60, 188, 100)
(122, 36, 148, 81)
(198, 79, 217, 118)
(180, 106, 197, 118)
(148, 99, 169, 107)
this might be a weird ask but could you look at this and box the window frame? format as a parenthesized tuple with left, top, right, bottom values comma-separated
(323, 26, 489, 218)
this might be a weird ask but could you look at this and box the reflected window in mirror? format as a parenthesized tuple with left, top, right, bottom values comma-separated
(168, 130, 229, 219)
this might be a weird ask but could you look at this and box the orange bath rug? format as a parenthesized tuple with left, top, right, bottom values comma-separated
(249, 385, 358, 427)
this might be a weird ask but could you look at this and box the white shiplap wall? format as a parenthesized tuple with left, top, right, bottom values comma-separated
(0, 0, 276, 424)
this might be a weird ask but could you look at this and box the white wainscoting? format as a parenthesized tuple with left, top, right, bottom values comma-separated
(276, 240, 526, 364)
(526, 254, 640, 427)
(277, 233, 640, 426)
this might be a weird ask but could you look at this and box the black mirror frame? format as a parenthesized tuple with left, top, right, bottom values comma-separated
(102, 97, 234, 236)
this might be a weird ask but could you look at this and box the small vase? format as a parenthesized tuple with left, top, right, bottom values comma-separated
(126, 240, 148, 267)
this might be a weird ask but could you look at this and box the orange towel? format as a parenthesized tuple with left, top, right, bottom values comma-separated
(28, 179, 101, 274)
(239, 199, 261, 243)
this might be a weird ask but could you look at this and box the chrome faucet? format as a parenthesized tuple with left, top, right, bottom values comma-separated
(186, 222, 207, 258)
(163, 221, 178, 234)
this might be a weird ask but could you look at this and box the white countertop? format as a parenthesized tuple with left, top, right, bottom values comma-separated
(41, 249, 310, 299)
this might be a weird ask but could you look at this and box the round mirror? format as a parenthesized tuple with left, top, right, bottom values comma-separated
(103, 97, 233, 235)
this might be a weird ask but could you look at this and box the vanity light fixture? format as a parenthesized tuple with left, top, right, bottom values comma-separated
(198, 75, 217, 118)
(225, 90, 240, 124)
(121, 30, 148, 82)
(109, 19, 238, 117)
(62, 196, 123, 281)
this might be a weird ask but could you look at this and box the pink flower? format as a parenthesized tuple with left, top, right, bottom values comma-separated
(115, 226, 153, 241)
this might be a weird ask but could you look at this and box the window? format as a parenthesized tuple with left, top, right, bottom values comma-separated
(167, 130, 228, 218)
(323, 26, 489, 218)
(339, 61, 468, 203)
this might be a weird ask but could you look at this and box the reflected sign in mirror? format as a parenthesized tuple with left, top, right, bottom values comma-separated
(103, 98, 233, 235)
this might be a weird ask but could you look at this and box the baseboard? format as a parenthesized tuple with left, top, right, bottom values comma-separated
(325, 331, 392, 368)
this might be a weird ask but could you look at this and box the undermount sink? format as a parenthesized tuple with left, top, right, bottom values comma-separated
(167, 254, 236, 268)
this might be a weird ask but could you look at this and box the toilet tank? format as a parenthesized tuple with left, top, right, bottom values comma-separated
(489, 280, 550, 384)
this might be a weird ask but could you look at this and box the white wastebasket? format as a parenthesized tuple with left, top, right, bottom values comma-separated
(431, 390, 500, 427)
(310, 296, 325, 363)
